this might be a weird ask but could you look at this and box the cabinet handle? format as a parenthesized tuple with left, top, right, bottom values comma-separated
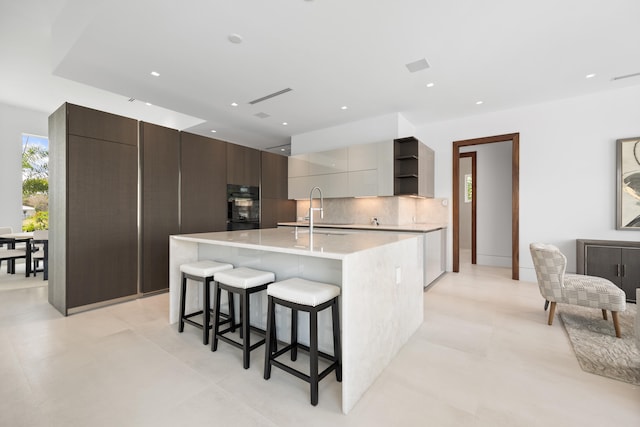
(616, 264, 621, 277)
(621, 264, 625, 277)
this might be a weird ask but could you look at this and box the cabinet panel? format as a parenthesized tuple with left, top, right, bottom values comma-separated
(67, 104, 137, 145)
(180, 132, 227, 233)
(227, 143, 260, 186)
(288, 154, 309, 178)
(349, 170, 377, 197)
(140, 122, 180, 293)
(621, 248, 640, 301)
(261, 151, 288, 199)
(377, 142, 394, 196)
(308, 148, 348, 175)
(585, 246, 621, 283)
(67, 135, 138, 308)
(348, 143, 377, 171)
(261, 198, 296, 228)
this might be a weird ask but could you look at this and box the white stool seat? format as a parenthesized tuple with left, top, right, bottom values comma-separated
(180, 260, 233, 277)
(267, 278, 340, 307)
(215, 267, 275, 289)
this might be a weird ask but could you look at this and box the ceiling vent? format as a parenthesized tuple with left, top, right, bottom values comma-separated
(254, 112, 270, 119)
(612, 72, 640, 81)
(128, 97, 136, 102)
(249, 88, 293, 105)
(405, 58, 430, 73)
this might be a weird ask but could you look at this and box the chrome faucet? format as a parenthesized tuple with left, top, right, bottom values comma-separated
(308, 186, 324, 236)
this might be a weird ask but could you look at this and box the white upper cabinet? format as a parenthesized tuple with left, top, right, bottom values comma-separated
(288, 139, 430, 199)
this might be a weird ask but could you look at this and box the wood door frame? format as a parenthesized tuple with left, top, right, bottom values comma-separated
(459, 152, 477, 264)
(452, 133, 520, 280)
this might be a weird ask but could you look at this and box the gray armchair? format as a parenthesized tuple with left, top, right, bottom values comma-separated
(529, 243, 627, 338)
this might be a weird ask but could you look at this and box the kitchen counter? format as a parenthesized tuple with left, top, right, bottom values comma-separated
(169, 228, 424, 414)
(277, 221, 447, 233)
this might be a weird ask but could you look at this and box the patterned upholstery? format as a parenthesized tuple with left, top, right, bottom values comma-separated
(529, 243, 626, 337)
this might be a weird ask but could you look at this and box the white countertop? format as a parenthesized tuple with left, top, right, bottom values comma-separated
(171, 227, 418, 260)
(277, 221, 447, 233)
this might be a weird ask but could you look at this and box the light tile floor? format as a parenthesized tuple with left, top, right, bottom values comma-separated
(1, 260, 638, 426)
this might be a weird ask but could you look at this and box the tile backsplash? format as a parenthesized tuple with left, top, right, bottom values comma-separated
(295, 196, 449, 226)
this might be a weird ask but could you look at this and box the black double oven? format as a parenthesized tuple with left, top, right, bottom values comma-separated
(226, 184, 260, 231)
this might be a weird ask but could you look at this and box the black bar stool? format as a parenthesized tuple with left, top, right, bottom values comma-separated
(179, 260, 234, 344)
(263, 277, 342, 406)
(211, 267, 275, 369)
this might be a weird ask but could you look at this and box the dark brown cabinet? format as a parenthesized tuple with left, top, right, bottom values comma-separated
(49, 103, 138, 315)
(140, 122, 180, 294)
(227, 143, 260, 186)
(180, 132, 227, 233)
(577, 239, 640, 302)
(260, 151, 295, 228)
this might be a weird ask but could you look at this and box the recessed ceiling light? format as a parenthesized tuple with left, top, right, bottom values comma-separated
(280, 148, 286, 151)
(282, 122, 288, 126)
(426, 82, 435, 88)
(585, 73, 596, 79)
(211, 130, 217, 133)
(150, 71, 160, 77)
(145, 102, 152, 106)
(231, 102, 238, 107)
(228, 33, 243, 44)
(476, 101, 484, 105)
(341, 106, 348, 110)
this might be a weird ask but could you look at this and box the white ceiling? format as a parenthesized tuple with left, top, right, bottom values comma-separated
(2, 0, 640, 154)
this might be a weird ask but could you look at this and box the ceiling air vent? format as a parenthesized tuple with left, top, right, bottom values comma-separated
(405, 58, 430, 73)
(249, 88, 293, 105)
(254, 112, 270, 119)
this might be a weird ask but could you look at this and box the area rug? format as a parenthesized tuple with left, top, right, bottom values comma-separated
(559, 303, 639, 386)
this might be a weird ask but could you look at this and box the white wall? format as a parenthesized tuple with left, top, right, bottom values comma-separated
(0, 102, 49, 231)
(291, 113, 413, 155)
(415, 85, 640, 282)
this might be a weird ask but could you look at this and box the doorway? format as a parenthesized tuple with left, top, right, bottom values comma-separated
(452, 133, 519, 280)
(459, 152, 476, 265)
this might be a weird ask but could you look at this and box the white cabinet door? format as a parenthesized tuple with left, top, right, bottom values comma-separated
(349, 170, 377, 197)
(288, 154, 309, 177)
(348, 143, 378, 171)
(424, 229, 445, 286)
(314, 172, 350, 198)
(308, 148, 348, 175)
(377, 141, 394, 196)
(288, 176, 313, 199)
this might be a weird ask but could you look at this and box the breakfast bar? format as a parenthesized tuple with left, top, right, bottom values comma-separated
(169, 227, 424, 413)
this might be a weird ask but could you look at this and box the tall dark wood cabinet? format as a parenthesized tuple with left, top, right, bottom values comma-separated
(180, 132, 227, 233)
(49, 103, 138, 315)
(227, 143, 261, 186)
(577, 239, 640, 302)
(261, 151, 295, 228)
(140, 122, 180, 294)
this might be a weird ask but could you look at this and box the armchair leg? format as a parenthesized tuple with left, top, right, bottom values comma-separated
(544, 300, 549, 311)
(611, 311, 621, 338)
(547, 301, 556, 326)
(601, 309, 608, 321)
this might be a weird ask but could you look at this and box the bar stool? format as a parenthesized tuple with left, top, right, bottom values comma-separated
(179, 260, 234, 344)
(211, 267, 275, 369)
(263, 278, 342, 406)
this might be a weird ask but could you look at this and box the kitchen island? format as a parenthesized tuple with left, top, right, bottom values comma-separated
(169, 227, 424, 414)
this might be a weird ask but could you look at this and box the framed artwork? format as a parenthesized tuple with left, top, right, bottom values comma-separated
(617, 137, 640, 229)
